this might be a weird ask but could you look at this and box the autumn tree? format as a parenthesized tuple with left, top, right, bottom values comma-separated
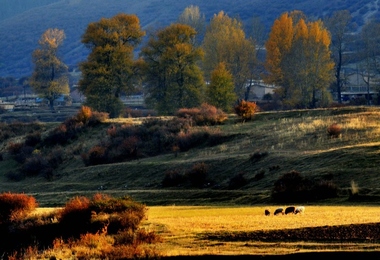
(79, 14, 145, 117)
(141, 23, 205, 115)
(30, 28, 69, 110)
(324, 10, 353, 103)
(356, 20, 380, 105)
(177, 5, 206, 46)
(265, 11, 334, 108)
(202, 11, 257, 99)
(206, 62, 236, 112)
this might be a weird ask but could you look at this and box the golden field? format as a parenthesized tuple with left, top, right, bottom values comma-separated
(142, 205, 380, 256)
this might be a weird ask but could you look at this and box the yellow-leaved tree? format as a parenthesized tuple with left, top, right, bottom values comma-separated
(202, 11, 256, 99)
(30, 28, 69, 110)
(206, 62, 237, 112)
(265, 11, 334, 108)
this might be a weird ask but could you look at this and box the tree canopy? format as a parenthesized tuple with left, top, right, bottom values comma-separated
(141, 23, 205, 115)
(265, 11, 334, 108)
(206, 62, 237, 112)
(78, 13, 145, 117)
(29, 28, 69, 110)
(202, 11, 257, 99)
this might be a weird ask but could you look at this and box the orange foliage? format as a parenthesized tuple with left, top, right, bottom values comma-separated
(0, 192, 38, 223)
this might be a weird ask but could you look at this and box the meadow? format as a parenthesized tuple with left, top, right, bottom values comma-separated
(142, 205, 380, 256)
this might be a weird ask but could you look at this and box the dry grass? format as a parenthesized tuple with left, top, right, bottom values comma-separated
(143, 205, 380, 256)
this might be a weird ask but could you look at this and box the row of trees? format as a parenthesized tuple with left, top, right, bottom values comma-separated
(28, 6, 380, 116)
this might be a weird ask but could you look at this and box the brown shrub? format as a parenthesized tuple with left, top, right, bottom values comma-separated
(81, 145, 108, 166)
(234, 99, 258, 121)
(176, 103, 227, 126)
(327, 123, 342, 138)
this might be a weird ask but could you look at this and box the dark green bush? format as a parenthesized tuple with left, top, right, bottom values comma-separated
(228, 172, 248, 189)
(162, 169, 184, 187)
(271, 170, 338, 203)
(185, 162, 209, 187)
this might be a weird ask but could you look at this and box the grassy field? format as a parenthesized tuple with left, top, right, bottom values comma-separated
(141, 205, 380, 256)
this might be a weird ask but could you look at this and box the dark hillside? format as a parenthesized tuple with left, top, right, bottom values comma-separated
(0, 0, 378, 78)
(0, 106, 380, 207)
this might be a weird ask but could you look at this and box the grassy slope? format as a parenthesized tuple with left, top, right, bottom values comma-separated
(1, 106, 380, 207)
(0, 0, 374, 77)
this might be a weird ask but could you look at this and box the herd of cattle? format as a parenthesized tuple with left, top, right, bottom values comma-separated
(264, 206, 305, 216)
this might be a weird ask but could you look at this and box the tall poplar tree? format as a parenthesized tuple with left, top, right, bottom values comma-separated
(141, 23, 205, 115)
(79, 14, 145, 117)
(265, 11, 334, 108)
(324, 10, 352, 104)
(177, 5, 205, 46)
(30, 28, 69, 110)
(202, 11, 256, 99)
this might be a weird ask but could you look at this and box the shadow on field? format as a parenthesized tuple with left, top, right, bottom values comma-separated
(163, 252, 380, 259)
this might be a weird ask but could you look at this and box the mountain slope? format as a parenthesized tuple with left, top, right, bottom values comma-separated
(0, 0, 378, 78)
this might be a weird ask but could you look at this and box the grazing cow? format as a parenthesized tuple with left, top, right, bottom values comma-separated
(274, 207, 284, 215)
(285, 206, 295, 215)
(295, 206, 305, 214)
(265, 209, 270, 216)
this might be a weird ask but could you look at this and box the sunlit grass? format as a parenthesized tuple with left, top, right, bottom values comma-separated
(143, 205, 380, 256)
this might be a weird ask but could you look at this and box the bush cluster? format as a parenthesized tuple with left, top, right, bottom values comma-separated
(176, 103, 227, 126)
(0, 122, 44, 143)
(162, 162, 211, 188)
(271, 170, 338, 202)
(0, 193, 161, 259)
(0, 192, 37, 224)
(43, 106, 108, 146)
(228, 172, 248, 189)
(83, 115, 225, 166)
(5, 106, 108, 181)
(234, 99, 258, 121)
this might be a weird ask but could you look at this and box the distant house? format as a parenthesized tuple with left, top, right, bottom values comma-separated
(0, 101, 14, 111)
(340, 69, 378, 103)
(246, 80, 277, 101)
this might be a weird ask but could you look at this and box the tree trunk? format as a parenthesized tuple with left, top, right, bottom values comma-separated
(49, 99, 55, 111)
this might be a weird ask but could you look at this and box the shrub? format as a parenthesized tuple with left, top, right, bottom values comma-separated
(162, 169, 184, 187)
(81, 145, 108, 166)
(185, 162, 209, 187)
(58, 196, 92, 235)
(21, 154, 49, 177)
(327, 123, 342, 138)
(88, 111, 109, 126)
(24, 132, 42, 147)
(7, 142, 24, 155)
(228, 172, 248, 189)
(76, 106, 92, 124)
(234, 99, 258, 121)
(0, 192, 37, 223)
(312, 180, 338, 199)
(176, 103, 227, 126)
(249, 150, 269, 163)
(272, 170, 338, 202)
